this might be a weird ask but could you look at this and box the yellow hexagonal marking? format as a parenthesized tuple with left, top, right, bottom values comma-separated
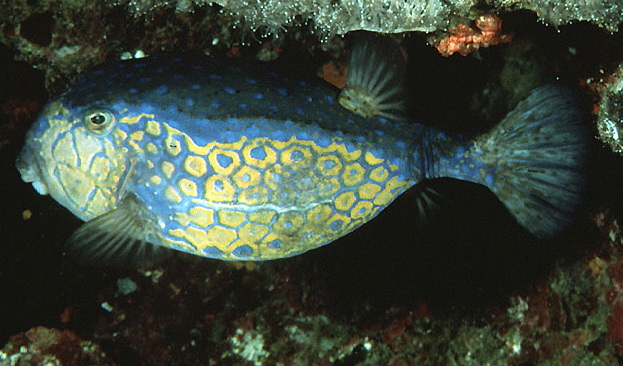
(146, 142, 158, 154)
(161, 161, 175, 179)
(327, 213, 350, 233)
(263, 166, 284, 191)
(274, 211, 304, 235)
(165, 185, 182, 203)
(317, 177, 341, 198)
(342, 163, 365, 186)
(165, 135, 182, 156)
(188, 206, 214, 227)
(242, 142, 277, 168)
(150, 175, 162, 185)
(146, 160, 154, 169)
(306, 204, 332, 225)
(350, 201, 374, 220)
(370, 166, 389, 183)
(89, 156, 111, 182)
(280, 146, 312, 166)
(217, 210, 247, 228)
(315, 155, 342, 176)
(185, 155, 207, 177)
(238, 185, 269, 205)
(208, 149, 240, 175)
(238, 222, 269, 242)
(127, 140, 143, 153)
(52, 133, 78, 166)
(145, 120, 161, 135)
(334, 191, 356, 211)
(364, 151, 384, 165)
(233, 165, 262, 188)
(206, 225, 237, 246)
(183, 226, 212, 247)
(249, 210, 275, 225)
(204, 175, 235, 202)
(179, 178, 198, 197)
(130, 131, 144, 141)
(358, 183, 381, 200)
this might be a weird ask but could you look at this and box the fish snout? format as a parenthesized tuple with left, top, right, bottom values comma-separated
(16, 146, 49, 195)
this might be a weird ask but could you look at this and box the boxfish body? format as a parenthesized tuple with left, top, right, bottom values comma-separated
(17, 37, 589, 266)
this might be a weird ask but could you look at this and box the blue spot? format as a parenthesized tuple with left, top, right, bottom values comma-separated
(378, 117, 388, 124)
(209, 73, 222, 80)
(305, 96, 313, 102)
(202, 246, 222, 257)
(374, 130, 385, 137)
(330, 220, 342, 231)
(173, 74, 184, 80)
(129, 88, 138, 94)
(324, 160, 336, 170)
(395, 141, 406, 149)
(277, 88, 288, 97)
(106, 90, 113, 95)
(156, 66, 167, 73)
(267, 239, 282, 249)
(139, 77, 151, 83)
(284, 221, 292, 229)
(216, 154, 233, 168)
(171, 56, 183, 62)
(302, 231, 314, 239)
(241, 174, 250, 182)
(269, 105, 279, 113)
(232, 245, 253, 258)
(325, 95, 335, 104)
(214, 179, 224, 191)
(321, 113, 330, 120)
(185, 98, 195, 106)
(92, 69, 105, 76)
(245, 78, 257, 85)
(359, 207, 366, 214)
(291, 150, 304, 161)
(133, 62, 147, 68)
(253, 92, 264, 100)
(299, 81, 308, 87)
(224, 87, 237, 95)
(249, 146, 267, 160)
(346, 118, 355, 124)
(238, 103, 248, 110)
(191, 84, 202, 90)
(156, 85, 168, 95)
(210, 101, 221, 109)
(485, 173, 495, 186)
(296, 108, 305, 116)
(266, 71, 278, 78)
(456, 145, 466, 155)
(192, 64, 204, 70)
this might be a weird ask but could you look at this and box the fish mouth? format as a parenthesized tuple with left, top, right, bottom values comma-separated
(16, 147, 49, 195)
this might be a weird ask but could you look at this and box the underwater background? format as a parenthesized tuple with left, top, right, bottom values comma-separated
(1, 1, 623, 364)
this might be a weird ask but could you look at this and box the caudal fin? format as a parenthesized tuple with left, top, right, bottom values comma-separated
(473, 85, 589, 238)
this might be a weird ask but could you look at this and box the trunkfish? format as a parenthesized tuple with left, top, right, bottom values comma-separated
(16, 36, 588, 266)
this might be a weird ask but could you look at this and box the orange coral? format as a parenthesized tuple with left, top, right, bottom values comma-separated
(431, 14, 512, 57)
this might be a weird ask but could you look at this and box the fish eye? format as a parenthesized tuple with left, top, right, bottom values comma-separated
(83, 109, 116, 135)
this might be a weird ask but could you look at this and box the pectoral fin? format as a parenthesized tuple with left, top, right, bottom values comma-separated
(66, 195, 169, 268)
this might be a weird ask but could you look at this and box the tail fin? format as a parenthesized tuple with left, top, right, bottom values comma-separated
(473, 85, 589, 239)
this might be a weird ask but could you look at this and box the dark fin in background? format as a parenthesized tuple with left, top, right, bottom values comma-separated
(473, 85, 589, 239)
(338, 32, 407, 121)
(66, 195, 169, 268)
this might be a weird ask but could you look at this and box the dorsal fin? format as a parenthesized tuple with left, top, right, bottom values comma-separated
(66, 195, 169, 268)
(338, 33, 406, 121)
